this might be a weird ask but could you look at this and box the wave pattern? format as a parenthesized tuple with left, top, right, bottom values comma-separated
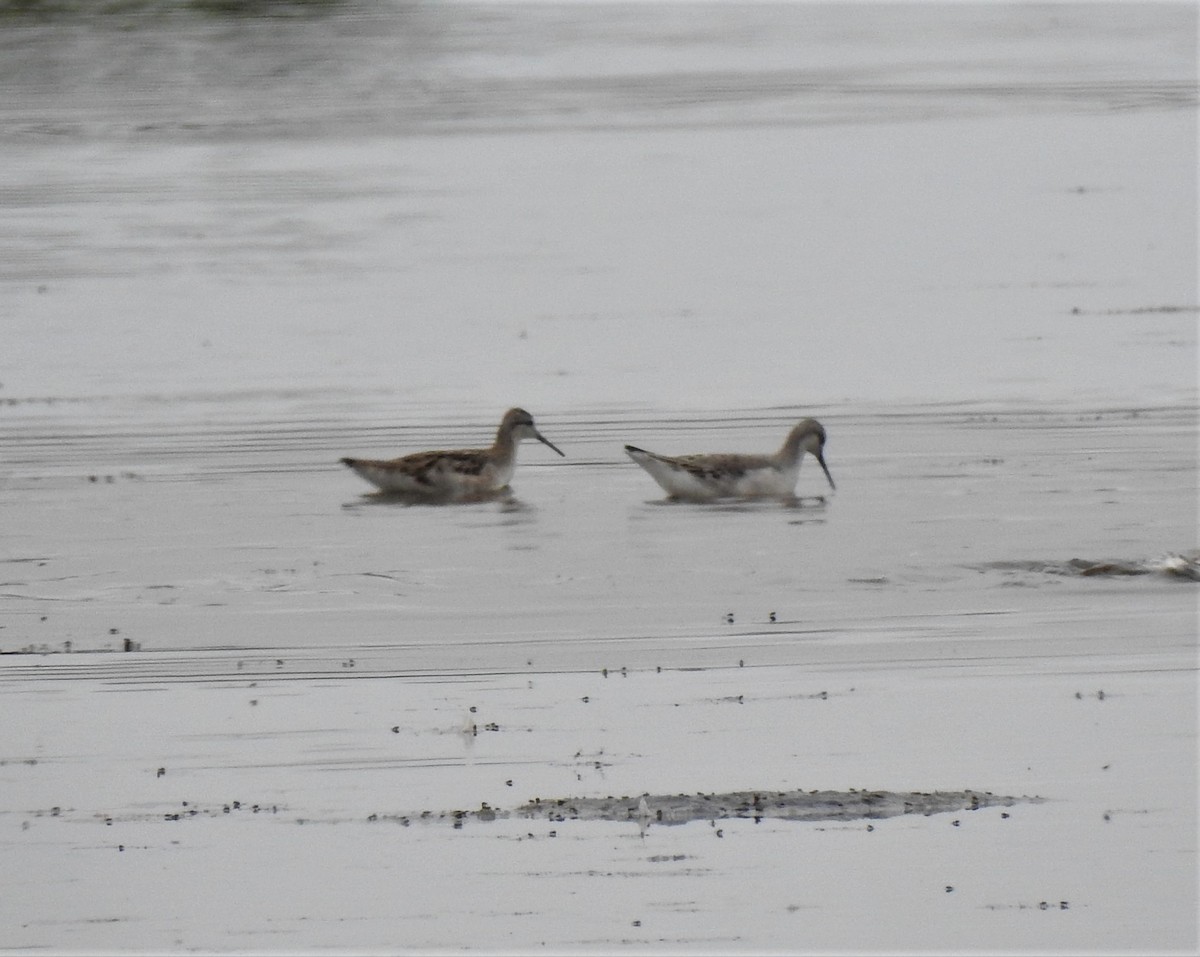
(0, 4, 1194, 145)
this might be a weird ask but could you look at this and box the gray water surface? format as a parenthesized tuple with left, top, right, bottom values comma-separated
(2, 0, 1196, 668)
(0, 6, 1197, 952)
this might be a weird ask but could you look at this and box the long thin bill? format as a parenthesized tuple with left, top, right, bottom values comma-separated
(816, 451, 835, 490)
(536, 431, 566, 457)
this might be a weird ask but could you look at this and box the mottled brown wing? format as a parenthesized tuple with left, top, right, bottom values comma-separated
(396, 449, 489, 485)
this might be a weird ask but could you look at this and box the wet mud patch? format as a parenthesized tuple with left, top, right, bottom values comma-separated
(510, 788, 1038, 826)
(16, 789, 1039, 835)
(362, 790, 1039, 829)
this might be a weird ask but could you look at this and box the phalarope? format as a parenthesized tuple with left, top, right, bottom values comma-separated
(624, 418, 835, 502)
(340, 408, 564, 497)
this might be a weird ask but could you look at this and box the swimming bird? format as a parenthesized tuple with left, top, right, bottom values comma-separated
(340, 408, 564, 497)
(624, 418, 835, 502)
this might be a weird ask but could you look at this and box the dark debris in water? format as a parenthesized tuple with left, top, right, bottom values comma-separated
(981, 552, 1200, 582)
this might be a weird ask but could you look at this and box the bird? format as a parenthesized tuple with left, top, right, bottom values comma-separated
(624, 418, 835, 502)
(340, 407, 564, 498)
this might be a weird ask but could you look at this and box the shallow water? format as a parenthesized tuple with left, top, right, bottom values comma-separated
(3, 405, 1195, 669)
(0, 2, 1197, 953)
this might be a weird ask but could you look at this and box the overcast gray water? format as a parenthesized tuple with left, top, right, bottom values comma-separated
(2, 0, 1196, 657)
(1, 5, 1197, 953)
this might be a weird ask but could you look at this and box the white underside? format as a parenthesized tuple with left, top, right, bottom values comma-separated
(347, 461, 511, 497)
(627, 450, 799, 501)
